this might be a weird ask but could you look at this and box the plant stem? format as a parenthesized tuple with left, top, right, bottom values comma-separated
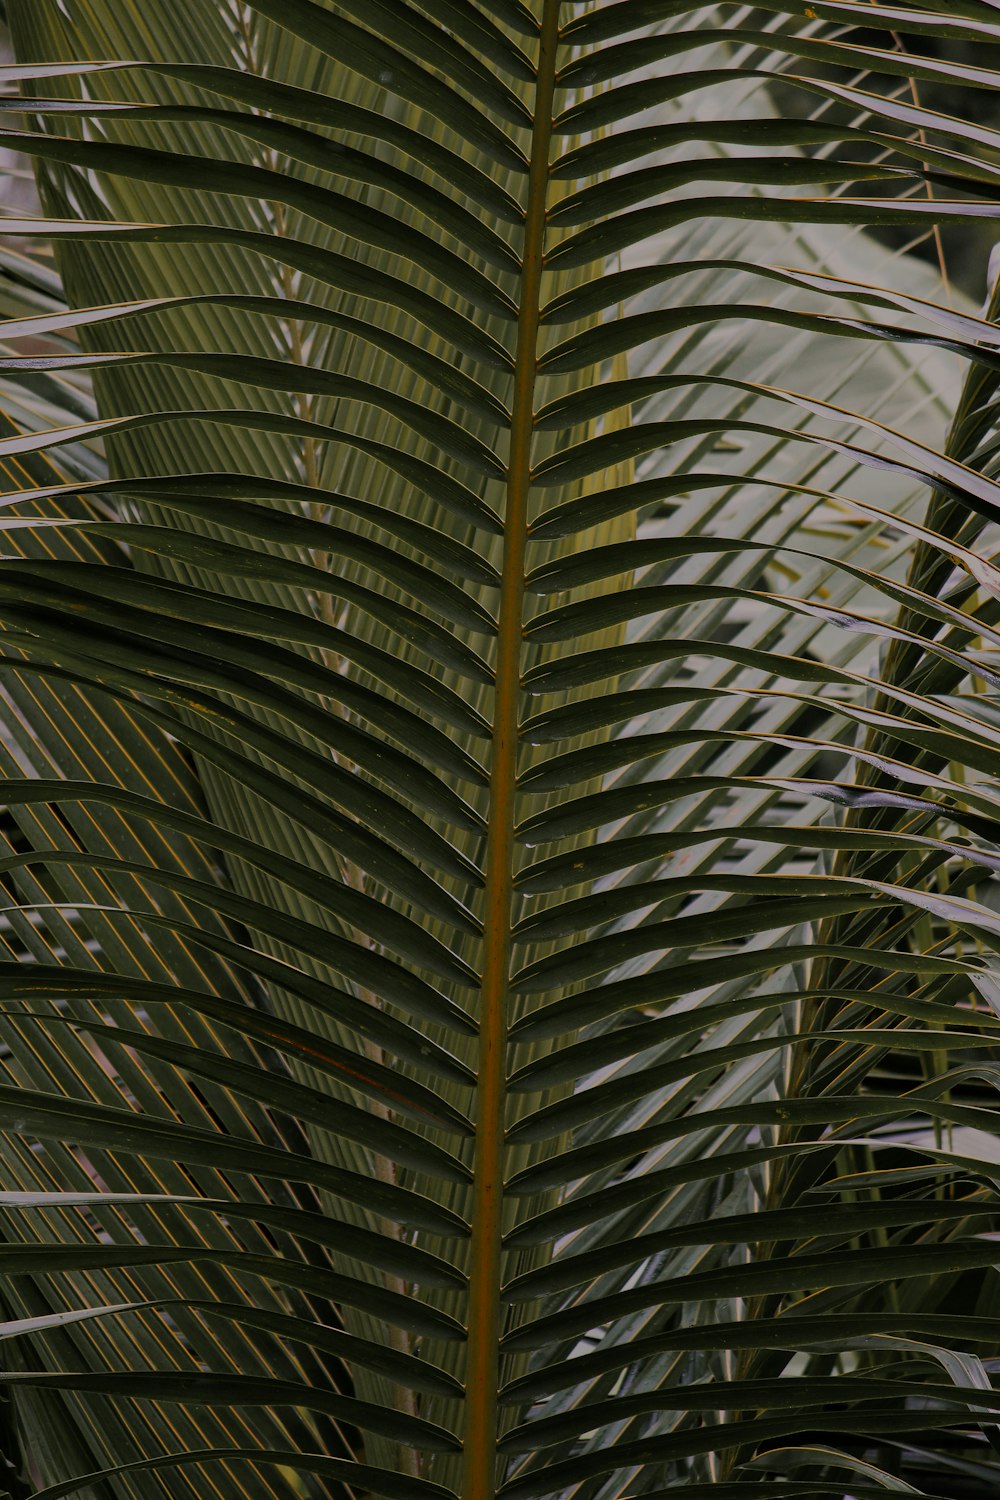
(461, 5, 559, 1495)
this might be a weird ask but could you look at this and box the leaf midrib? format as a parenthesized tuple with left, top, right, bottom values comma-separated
(462, 5, 561, 1494)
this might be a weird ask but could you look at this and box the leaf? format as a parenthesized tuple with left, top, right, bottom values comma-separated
(2, 0, 1000, 1494)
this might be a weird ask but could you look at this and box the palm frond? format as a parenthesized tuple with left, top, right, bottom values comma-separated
(0, 0, 996, 1495)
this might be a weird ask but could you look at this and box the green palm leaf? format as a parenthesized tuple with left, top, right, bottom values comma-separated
(0, 1, 996, 1496)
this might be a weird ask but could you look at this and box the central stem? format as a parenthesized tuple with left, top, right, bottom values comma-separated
(461, 4, 561, 1495)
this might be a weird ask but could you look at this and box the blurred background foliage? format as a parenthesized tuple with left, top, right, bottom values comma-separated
(771, 18, 1000, 301)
